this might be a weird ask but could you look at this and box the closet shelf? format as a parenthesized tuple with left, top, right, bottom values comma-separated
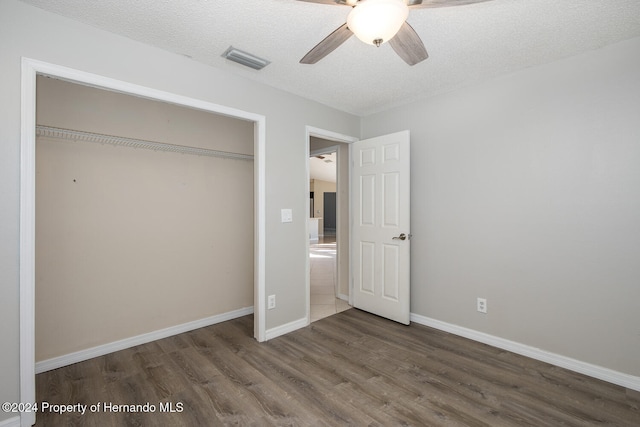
(36, 125, 254, 161)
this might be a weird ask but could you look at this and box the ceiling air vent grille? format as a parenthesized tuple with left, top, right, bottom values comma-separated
(222, 46, 270, 70)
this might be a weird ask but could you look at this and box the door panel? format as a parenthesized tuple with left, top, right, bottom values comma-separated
(360, 241, 375, 294)
(382, 244, 400, 301)
(351, 130, 410, 325)
(360, 174, 376, 226)
(383, 172, 400, 227)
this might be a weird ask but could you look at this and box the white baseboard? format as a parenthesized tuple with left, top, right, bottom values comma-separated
(0, 416, 20, 427)
(265, 317, 308, 341)
(36, 306, 254, 374)
(410, 313, 640, 392)
(337, 293, 349, 301)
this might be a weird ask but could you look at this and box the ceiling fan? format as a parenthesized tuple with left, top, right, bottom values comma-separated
(298, 0, 492, 66)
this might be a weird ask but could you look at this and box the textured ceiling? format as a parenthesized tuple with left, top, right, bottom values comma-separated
(19, 0, 640, 116)
(310, 151, 337, 183)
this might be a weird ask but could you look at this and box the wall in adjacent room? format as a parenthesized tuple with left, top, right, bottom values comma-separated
(310, 178, 336, 232)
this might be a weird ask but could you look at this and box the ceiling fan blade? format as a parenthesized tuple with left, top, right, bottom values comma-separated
(389, 22, 428, 66)
(300, 23, 353, 64)
(408, 0, 493, 8)
(296, 0, 493, 7)
(296, 0, 355, 5)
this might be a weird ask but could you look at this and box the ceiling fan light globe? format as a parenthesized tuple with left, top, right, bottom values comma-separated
(347, 0, 409, 46)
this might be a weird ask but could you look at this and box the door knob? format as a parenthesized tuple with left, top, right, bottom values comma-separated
(393, 233, 408, 241)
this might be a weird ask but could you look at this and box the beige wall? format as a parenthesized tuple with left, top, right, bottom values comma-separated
(35, 77, 254, 361)
(310, 179, 336, 233)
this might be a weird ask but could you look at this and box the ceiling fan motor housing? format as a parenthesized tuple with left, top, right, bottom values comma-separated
(347, 0, 409, 46)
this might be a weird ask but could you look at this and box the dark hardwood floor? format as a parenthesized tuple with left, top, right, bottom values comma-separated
(36, 309, 639, 426)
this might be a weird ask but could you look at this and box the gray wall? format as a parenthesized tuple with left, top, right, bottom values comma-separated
(1, 1, 638, 422)
(0, 0, 359, 419)
(361, 36, 640, 376)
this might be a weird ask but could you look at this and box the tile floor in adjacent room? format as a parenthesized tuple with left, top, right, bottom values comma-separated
(310, 235, 351, 322)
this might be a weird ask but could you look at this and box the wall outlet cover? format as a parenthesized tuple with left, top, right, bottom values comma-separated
(477, 297, 487, 314)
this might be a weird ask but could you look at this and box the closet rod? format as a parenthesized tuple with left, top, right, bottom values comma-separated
(35, 125, 254, 161)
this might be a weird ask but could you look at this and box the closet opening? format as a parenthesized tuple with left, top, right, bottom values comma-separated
(34, 75, 256, 371)
(20, 59, 266, 425)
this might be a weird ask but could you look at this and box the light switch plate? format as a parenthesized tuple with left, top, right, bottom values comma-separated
(281, 209, 293, 223)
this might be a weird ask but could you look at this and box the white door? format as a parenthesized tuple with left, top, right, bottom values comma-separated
(351, 130, 410, 324)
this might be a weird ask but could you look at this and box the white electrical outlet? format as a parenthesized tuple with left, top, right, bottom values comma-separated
(477, 298, 487, 314)
(268, 294, 276, 310)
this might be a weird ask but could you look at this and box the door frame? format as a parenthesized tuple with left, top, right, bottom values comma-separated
(20, 58, 266, 426)
(305, 126, 358, 321)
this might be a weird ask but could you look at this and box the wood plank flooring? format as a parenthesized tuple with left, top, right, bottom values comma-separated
(36, 309, 639, 426)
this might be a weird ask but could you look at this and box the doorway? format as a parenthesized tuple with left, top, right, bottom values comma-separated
(305, 127, 358, 324)
(309, 147, 340, 322)
(20, 58, 266, 425)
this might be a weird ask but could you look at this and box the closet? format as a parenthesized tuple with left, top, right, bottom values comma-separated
(35, 76, 254, 365)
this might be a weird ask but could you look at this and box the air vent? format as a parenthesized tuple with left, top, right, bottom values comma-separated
(222, 46, 270, 70)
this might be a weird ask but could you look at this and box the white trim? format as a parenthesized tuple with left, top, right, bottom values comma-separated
(410, 313, 640, 392)
(36, 306, 253, 374)
(254, 117, 267, 342)
(19, 58, 37, 427)
(20, 58, 267, 427)
(307, 126, 359, 145)
(24, 60, 265, 121)
(265, 317, 309, 341)
(0, 416, 20, 427)
(304, 131, 312, 325)
(337, 293, 349, 301)
(304, 131, 311, 324)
